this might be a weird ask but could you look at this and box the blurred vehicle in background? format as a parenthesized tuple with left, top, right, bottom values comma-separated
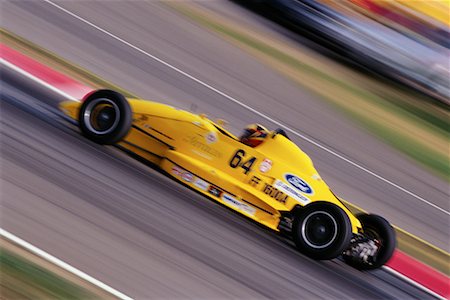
(242, 0, 450, 104)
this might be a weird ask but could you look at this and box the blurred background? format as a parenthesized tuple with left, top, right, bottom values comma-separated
(1, 0, 449, 299)
(242, 0, 450, 103)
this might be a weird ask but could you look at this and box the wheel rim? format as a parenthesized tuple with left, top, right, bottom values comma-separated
(83, 98, 120, 135)
(301, 211, 338, 249)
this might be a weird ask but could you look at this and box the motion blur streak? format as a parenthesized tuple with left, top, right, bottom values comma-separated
(0, 228, 134, 300)
(386, 251, 449, 299)
(0, 58, 76, 101)
(43, 0, 449, 216)
(382, 266, 447, 300)
(0, 43, 91, 99)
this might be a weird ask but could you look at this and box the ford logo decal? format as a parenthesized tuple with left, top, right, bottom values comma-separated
(284, 174, 313, 194)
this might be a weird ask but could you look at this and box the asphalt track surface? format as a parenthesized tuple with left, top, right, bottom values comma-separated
(0, 0, 448, 298)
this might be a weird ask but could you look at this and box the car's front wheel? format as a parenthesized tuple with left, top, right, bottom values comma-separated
(79, 89, 132, 144)
(292, 202, 352, 260)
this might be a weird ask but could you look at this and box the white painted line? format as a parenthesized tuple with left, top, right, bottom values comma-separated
(0, 58, 78, 102)
(0, 228, 133, 300)
(382, 266, 446, 300)
(42, 0, 449, 216)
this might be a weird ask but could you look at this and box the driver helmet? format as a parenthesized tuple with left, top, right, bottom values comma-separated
(240, 124, 269, 147)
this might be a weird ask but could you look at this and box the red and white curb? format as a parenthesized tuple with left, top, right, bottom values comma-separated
(384, 250, 449, 299)
(0, 43, 91, 100)
(1, 43, 449, 299)
(0, 229, 133, 300)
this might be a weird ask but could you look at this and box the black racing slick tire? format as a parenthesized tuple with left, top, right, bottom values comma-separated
(344, 214, 396, 270)
(79, 90, 132, 145)
(292, 202, 352, 260)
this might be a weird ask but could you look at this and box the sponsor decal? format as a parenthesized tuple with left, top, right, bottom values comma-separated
(181, 172, 193, 182)
(205, 132, 218, 144)
(284, 174, 313, 194)
(262, 183, 288, 204)
(259, 158, 272, 173)
(172, 165, 193, 183)
(240, 204, 256, 216)
(184, 135, 222, 158)
(191, 150, 213, 160)
(222, 194, 256, 216)
(222, 194, 241, 208)
(274, 180, 311, 205)
(249, 176, 262, 187)
(171, 166, 184, 177)
(208, 185, 223, 198)
(194, 178, 209, 191)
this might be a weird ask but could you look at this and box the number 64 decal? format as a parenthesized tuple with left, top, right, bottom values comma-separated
(229, 149, 256, 174)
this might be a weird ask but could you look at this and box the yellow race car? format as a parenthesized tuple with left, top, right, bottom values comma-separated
(60, 89, 396, 269)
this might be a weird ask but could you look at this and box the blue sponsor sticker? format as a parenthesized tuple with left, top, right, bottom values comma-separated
(284, 174, 313, 194)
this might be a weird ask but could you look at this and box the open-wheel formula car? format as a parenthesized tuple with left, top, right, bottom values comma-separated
(60, 89, 396, 270)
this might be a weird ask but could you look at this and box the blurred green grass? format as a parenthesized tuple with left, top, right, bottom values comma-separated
(169, 3, 449, 181)
(1, 248, 94, 299)
(348, 113, 449, 179)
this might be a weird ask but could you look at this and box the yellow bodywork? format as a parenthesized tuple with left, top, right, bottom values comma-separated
(61, 98, 362, 233)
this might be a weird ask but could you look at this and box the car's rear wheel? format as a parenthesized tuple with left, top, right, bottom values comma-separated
(79, 89, 132, 144)
(292, 202, 352, 260)
(343, 214, 396, 270)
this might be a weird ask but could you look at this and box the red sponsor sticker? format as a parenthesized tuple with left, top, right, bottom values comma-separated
(181, 172, 194, 182)
(172, 166, 184, 177)
(259, 158, 272, 173)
